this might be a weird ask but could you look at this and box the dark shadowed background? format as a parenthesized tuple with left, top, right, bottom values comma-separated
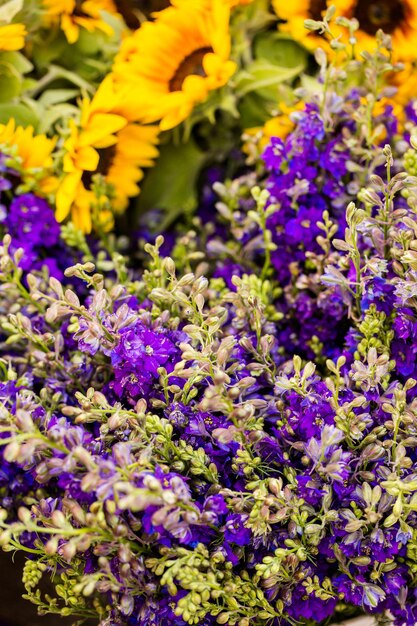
(0, 552, 93, 626)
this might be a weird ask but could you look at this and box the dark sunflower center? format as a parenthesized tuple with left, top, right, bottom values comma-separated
(98, 144, 117, 176)
(114, 0, 140, 28)
(169, 47, 213, 93)
(353, 0, 406, 35)
(308, 0, 327, 21)
(82, 145, 117, 189)
(140, 0, 171, 17)
(121, 0, 171, 24)
(73, 0, 89, 17)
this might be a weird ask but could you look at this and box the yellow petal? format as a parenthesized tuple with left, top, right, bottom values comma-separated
(55, 171, 82, 223)
(61, 13, 79, 44)
(76, 145, 100, 171)
(81, 113, 127, 147)
(0, 24, 27, 51)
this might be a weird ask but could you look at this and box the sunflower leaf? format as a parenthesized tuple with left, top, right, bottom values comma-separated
(36, 103, 79, 134)
(0, 51, 32, 74)
(38, 88, 80, 107)
(0, 60, 21, 102)
(0, 103, 38, 126)
(135, 138, 207, 227)
(253, 32, 309, 70)
(237, 91, 278, 128)
(235, 60, 305, 98)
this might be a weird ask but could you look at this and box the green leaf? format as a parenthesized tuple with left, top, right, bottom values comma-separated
(37, 103, 78, 134)
(0, 61, 21, 102)
(27, 63, 94, 100)
(31, 35, 67, 70)
(0, 0, 23, 23)
(45, 64, 94, 92)
(183, 87, 239, 141)
(38, 88, 80, 107)
(234, 33, 308, 117)
(0, 51, 32, 74)
(135, 138, 207, 227)
(21, 77, 37, 91)
(0, 102, 38, 126)
(237, 92, 273, 128)
(234, 60, 305, 98)
(75, 29, 102, 56)
(253, 32, 308, 70)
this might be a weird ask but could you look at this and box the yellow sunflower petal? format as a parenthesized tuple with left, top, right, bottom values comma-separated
(105, 123, 159, 211)
(56, 171, 83, 223)
(61, 13, 79, 44)
(0, 23, 27, 51)
(76, 145, 100, 171)
(71, 185, 93, 233)
(81, 113, 127, 148)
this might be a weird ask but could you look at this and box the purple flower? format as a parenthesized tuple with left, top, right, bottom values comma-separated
(224, 514, 251, 546)
(263, 137, 285, 171)
(6, 194, 60, 256)
(287, 588, 337, 622)
(111, 321, 181, 399)
(297, 475, 324, 506)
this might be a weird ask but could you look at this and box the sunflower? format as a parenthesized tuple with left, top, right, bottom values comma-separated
(56, 76, 159, 232)
(274, 0, 417, 60)
(42, 0, 120, 44)
(331, 0, 417, 60)
(0, 119, 57, 191)
(0, 23, 26, 50)
(112, 0, 237, 130)
(55, 85, 127, 231)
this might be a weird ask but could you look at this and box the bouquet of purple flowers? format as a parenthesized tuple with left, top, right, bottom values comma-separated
(3, 2, 417, 626)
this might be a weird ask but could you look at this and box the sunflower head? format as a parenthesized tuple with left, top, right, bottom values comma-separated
(331, 0, 417, 60)
(112, 0, 237, 130)
(331, 0, 407, 35)
(55, 77, 159, 232)
(275, 0, 417, 60)
(354, 1, 405, 35)
(42, 0, 121, 43)
(0, 119, 57, 191)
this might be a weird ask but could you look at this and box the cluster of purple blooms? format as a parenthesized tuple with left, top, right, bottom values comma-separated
(0, 155, 78, 281)
(3, 77, 417, 626)
(261, 97, 401, 364)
